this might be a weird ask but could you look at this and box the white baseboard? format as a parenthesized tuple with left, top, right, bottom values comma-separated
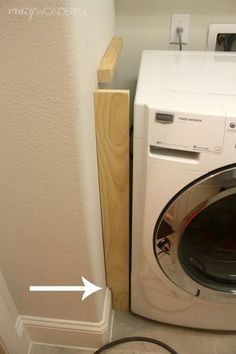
(16, 288, 113, 349)
(0, 272, 31, 354)
(0, 271, 113, 351)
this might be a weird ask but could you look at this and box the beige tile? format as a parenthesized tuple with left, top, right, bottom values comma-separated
(30, 311, 236, 354)
(112, 311, 236, 354)
(101, 351, 164, 354)
(30, 344, 94, 354)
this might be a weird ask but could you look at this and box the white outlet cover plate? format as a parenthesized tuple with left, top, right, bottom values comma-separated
(170, 14, 190, 44)
(207, 24, 236, 50)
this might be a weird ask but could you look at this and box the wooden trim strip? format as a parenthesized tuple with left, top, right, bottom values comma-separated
(97, 37, 123, 84)
(94, 90, 129, 311)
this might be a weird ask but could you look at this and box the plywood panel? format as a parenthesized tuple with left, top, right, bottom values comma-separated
(97, 37, 123, 83)
(94, 90, 129, 311)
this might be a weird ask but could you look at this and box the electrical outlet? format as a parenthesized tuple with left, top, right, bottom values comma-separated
(170, 14, 190, 44)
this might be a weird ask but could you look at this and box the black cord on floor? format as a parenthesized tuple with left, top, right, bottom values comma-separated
(93, 336, 179, 354)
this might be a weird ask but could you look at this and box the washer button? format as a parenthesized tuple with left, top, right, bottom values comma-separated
(230, 122, 236, 129)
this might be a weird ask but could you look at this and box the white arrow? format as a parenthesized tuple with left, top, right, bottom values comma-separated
(29, 277, 102, 301)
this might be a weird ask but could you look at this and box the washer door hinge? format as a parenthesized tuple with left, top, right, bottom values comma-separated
(157, 237, 171, 254)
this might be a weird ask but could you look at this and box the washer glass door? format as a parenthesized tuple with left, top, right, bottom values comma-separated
(154, 166, 236, 301)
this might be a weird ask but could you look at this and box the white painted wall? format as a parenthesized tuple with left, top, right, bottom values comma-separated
(114, 0, 236, 94)
(0, 0, 114, 347)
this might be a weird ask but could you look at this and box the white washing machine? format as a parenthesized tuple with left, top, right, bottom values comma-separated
(131, 50, 236, 330)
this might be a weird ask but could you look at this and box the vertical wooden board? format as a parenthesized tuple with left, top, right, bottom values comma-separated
(94, 90, 129, 311)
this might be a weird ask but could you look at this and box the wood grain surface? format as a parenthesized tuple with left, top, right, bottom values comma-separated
(97, 37, 123, 83)
(94, 90, 129, 311)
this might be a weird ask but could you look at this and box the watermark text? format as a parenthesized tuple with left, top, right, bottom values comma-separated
(8, 7, 88, 21)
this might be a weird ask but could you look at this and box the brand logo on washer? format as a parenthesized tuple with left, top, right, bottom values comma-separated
(193, 145, 209, 151)
(179, 117, 202, 122)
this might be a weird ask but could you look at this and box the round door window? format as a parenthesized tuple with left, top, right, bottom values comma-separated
(179, 187, 236, 292)
(154, 166, 236, 300)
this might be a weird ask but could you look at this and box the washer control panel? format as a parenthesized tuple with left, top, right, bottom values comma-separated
(147, 102, 226, 155)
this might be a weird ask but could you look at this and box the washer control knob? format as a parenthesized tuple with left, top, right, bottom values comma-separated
(230, 122, 236, 129)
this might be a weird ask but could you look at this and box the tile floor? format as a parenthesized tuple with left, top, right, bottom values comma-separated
(30, 311, 236, 354)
